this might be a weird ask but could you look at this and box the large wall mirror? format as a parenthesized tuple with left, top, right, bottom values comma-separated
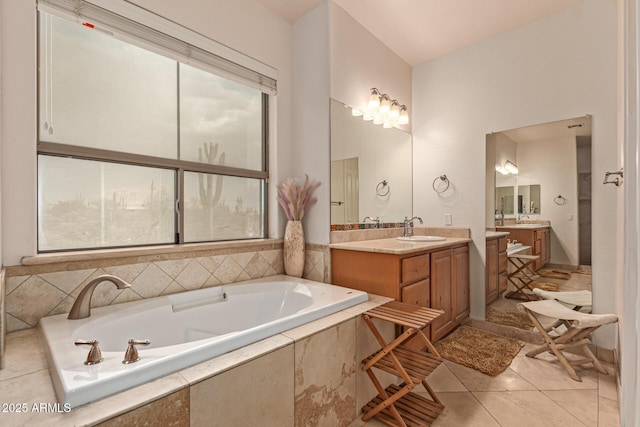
(330, 98, 412, 226)
(486, 115, 592, 307)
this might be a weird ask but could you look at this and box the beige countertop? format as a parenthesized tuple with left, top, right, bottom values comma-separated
(329, 236, 471, 255)
(496, 224, 550, 230)
(486, 231, 510, 239)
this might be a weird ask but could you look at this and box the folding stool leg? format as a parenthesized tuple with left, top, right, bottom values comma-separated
(523, 308, 582, 381)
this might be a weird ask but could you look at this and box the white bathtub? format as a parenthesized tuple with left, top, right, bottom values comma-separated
(39, 275, 368, 408)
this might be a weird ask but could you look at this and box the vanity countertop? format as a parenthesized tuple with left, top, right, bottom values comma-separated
(496, 224, 550, 230)
(486, 231, 510, 239)
(329, 236, 471, 255)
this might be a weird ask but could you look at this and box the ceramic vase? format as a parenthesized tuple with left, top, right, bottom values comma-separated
(284, 220, 305, 277)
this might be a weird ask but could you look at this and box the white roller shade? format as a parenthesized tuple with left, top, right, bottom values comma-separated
(37, 0, 278, 95)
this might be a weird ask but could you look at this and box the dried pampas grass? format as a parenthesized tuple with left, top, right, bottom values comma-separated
(276, 175, 321, 221)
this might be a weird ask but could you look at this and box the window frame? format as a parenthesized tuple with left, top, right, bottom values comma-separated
(36, 13, 270, 252)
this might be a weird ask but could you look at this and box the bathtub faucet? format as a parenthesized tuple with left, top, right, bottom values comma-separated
(68, 275, 132, 320)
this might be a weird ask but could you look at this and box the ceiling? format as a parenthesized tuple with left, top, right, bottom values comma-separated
(255, 0, 584, 65)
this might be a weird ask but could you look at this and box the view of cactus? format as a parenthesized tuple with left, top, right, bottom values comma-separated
(198, 142, 225, 209)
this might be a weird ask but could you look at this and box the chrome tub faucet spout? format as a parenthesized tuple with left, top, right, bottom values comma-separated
(68, 275, 132, 320)
(403, 216, 424, 237)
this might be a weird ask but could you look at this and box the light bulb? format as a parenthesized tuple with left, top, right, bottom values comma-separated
(389, 101, 400, 119)
(363, 113, 373, 121)
(383, 121, 393, 128)
(398, 106, 409, 125)
(368, 89, 381, 110)
(373, 116, 383, 125)
(379, 95, 391, 114)
(351, 108, 363, 117)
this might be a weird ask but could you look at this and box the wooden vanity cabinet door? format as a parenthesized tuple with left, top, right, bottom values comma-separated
(401, 254, 429, 284)
(430, 249, 454, 341)
(486, 239, 499, 305)
(453, 245, 470, 323)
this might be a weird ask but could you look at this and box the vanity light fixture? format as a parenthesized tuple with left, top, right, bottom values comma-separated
(505, 160, 519, 174)
(496, 160, 518, 175)
(361, 88, 409, 128)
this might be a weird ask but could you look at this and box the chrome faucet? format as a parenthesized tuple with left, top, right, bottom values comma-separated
(517, 212, 530, 224)
(403, 216, 423, 237)
(68, 275, 132, 320)
(363, 216, 381, 228)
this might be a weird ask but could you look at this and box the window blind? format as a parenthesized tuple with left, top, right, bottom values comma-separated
(37, 0, 278, 95)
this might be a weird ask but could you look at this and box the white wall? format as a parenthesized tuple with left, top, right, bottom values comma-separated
(293, 0, 412, 244)
(0, 0, 293, 265)
(412, 0, 618, 346)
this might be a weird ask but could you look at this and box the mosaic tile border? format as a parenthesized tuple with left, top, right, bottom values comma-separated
(330, 222, 404, 231)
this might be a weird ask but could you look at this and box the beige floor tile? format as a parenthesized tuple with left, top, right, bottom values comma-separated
(473, 390, 585, 427)
(598, 368, 619, 401)
(598, 396, 621, 427)
(444, 361, 536, 392)
(508, 354, 598, 390)
(542, 389, 598, 426)
(347, 415, 387, 427)
(413, 363, 467, 393)
(432, 392, 500, 427)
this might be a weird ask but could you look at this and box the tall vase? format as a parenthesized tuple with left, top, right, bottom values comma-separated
(284, 220, 305, 277)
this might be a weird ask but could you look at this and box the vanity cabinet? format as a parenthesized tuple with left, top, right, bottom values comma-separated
(331, 243, 470, 343)
(497, 226, 550, 270)
(486, 236, 508, 305)
(430, 246, 470, 341)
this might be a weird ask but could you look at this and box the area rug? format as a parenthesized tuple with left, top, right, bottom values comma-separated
(486, 306, 534, 330)
(538, 269, 572, 280)
(530, 281, 560, 291)
(573, 266, 592, 275)
(434, 326, 524, 376)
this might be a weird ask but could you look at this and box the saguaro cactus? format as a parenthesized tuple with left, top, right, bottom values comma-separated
(198, 142, 225, 208)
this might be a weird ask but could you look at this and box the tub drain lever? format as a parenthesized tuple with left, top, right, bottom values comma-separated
(122, 338, 151, 364)
(75, 339, 103, 365)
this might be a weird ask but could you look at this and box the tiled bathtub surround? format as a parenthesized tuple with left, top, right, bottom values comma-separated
(4, 240, 327, 333)
(0, 295, 394, 426)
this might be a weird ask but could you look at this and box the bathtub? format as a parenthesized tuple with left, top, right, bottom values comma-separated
(39, 275, 368, 408)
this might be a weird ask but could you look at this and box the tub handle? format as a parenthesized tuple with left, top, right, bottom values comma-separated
(75, 339, 104, 365)
(122, 338, 151, 364)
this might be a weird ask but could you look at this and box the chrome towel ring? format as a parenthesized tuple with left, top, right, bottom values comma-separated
(432, 175, 450, 193)
(376, 180, 390, 196)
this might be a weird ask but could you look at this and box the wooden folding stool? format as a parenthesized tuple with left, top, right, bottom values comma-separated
(505, 254, 540, 300)
(517, 299, 617, 381)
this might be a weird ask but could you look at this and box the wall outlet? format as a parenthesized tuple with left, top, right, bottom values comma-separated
(444, 213, 452, 226)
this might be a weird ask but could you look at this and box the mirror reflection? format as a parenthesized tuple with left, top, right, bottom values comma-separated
(486, 116, 592, 315)
(330, 98, 412, 226)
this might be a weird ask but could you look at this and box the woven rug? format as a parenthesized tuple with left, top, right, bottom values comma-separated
(530, 281, 560, 291)
(486, 306, 534, 330)
(573, 266, 592, 275)
(538, 269, 572, 280)
(434, 326, 524, 376)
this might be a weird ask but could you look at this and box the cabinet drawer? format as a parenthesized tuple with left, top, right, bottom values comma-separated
(498, 238, 508, 253)
(498, 252, 508, 272)
(401, 254, 430, 283)
(401, 279, 430, 306)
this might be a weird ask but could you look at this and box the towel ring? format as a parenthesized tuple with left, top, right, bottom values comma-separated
(376, 180, 390, 197)
(554, 195, 567, 206)
(432, 175, 450, 193)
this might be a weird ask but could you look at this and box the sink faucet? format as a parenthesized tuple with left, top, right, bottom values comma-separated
(517, 212, 530, 224)
(363, 216, 381, 228)
(68, 275, 132, 320)
(403, 216, 423, 237)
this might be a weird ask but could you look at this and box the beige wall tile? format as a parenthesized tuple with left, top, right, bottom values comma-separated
(131, 264, 173, 298)
(294, 319, 357, 427)
(39, 268, 96, 294)
(6, 276, 67, 326)
(190, 345, 294, 427)
(175, 260, 212, 290)
(97, 388, 189, 427)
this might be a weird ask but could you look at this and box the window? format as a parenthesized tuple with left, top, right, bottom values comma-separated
(37, 11, 269, 251)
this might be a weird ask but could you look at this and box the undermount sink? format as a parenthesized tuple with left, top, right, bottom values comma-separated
(396, 236, 446, 242)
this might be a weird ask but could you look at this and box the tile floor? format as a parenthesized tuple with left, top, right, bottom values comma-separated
(349, 342, 620, 427)
(350, 268, 620, 427)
